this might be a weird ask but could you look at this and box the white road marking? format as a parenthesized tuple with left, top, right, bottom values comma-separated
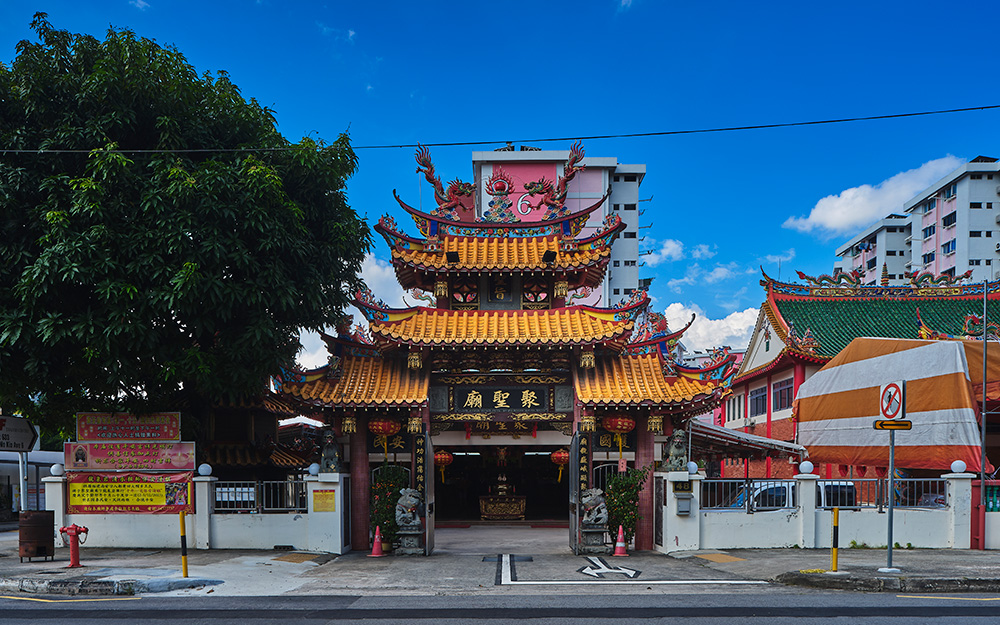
(499, 554, 768, 586)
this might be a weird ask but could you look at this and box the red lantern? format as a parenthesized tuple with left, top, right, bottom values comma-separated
(550, 448, 570, 483)
(369, 417, 401, 459)
(434, 449, 454, 481)
(602, 416, 636, 459)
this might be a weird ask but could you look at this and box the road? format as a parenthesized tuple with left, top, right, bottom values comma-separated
(2, 592, 999, 624)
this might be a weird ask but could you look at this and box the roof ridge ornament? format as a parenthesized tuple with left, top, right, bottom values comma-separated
(414, 144, 475, 217)
(524, 141, 586, 220)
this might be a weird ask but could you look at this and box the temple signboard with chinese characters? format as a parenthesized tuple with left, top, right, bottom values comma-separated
(429, 375, 574, 424)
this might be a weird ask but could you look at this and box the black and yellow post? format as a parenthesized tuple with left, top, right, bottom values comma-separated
(831, 507, 839, 572)
(179, 511, 189, 578)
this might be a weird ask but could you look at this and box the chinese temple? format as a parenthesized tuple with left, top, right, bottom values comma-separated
(726, 267, 1000, 479)
(276, 144, 741, 552)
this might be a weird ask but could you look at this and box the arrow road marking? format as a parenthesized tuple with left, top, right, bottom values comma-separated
(577, 556, 640, 579)
(496, 554, 767, 586)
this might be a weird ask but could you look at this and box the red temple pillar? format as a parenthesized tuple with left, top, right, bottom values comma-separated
(635, 416, 655, 550)
(349, 416, 370, 551)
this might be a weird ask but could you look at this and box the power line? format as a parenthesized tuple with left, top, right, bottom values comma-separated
(0, 104, 998, 155)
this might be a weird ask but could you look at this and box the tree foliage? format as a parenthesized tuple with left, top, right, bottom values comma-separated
(0, 14, 371, 430)
(605, 464, 651, 546)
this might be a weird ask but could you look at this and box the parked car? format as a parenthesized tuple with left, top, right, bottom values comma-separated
(726, 481, 857, 510)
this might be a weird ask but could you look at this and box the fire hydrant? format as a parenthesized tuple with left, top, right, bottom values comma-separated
(59, 524, 89, 568)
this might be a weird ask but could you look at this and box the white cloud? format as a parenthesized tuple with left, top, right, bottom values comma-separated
(762, 248, 796, 265)
(691, 244, 716, 260)
(783, 155, 962, 236)
(663, 302, 759, 352)
(366, 84, 373, 92)
(619, 0, 634, 9)
(643, 239, 684, 266)
(348, 29, 356, 42)
(130, 0, 150, 9)
(704, 264, 737, 284)
(296, 253, 406, 369)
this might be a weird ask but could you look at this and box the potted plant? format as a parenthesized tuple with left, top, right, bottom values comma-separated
(605, 464, 651, 547)
(370, 464, 409, 550)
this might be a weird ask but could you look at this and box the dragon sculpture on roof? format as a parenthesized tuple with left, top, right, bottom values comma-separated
(905, 269, 974, 287)
(795, 269, 862, 287)
(415, 144, 475, 219)
(523, 141, 586, 220)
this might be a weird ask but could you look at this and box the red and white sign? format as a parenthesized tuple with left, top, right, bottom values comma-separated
(76, 412, 181, 442)
(879, 381, 905, 420)
(65, 442, 195, 471)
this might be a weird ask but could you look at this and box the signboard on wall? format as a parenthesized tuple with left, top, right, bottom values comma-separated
(65, 442, 195, 471)
(76, 412, 181, 442)
(67, 471, 193, 514)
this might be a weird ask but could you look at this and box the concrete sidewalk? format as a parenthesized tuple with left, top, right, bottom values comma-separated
(2, 527, 1000, 596)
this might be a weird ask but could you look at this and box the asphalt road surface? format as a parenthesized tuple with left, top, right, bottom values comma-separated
(2, 592, 1000, 624)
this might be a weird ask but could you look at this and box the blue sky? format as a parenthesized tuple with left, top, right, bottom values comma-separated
(4, 1, 1000, 363)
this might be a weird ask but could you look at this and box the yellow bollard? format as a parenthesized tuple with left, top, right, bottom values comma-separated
(179, 510, 189, 578)
(831, 507, 839, 572)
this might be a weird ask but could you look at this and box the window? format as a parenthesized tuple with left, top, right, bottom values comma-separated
(613, 175, 620, 182)
(943, 267, 956, 278)
(613, 204, 621, 211)
(624, 260, 636, 267)
(944, 184, 956, 199)
(773, 379, 793, 412)
(989, 231, 994, 238)
(867, 258, 877, 270)
(924, 199, 937, 213)
(970, 260, 982, 266)
(988, 203, 994, 209)
(988, 259, 994, 266)
(942, 239, 956, 255)
(971, 231, 982, 237)
(922, 225, 936, 238)
(613, 288, 620, 295)
(624, 232, 637, 239)
(624, 204, 637, 211)
(887, 250, 897, 256)
(942, 211, 957, 227)
(972, 174, 983, 180)
(624, 288, 634, 295)
(922, 252, 936, 264)
(613, 260, 620, 267)
(971, 202, 983, 209)
(989, 175, 995, 180)
(624, 174, 637, 182)
(749, 388, 767, 418)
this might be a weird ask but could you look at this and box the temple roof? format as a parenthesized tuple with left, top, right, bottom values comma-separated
(735, 269, 1000, 383)
(355, 289, 649, 350)
(575, 352, 722, 409)
(278, 354, 428, 408)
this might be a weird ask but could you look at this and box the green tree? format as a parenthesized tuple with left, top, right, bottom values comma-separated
(0, 14, 371, 431)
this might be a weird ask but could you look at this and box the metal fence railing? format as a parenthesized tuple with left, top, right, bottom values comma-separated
(214, 481, 308, 513)
(700, 478, 948, 513)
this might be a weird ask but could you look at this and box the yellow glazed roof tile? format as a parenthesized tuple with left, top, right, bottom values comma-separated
(392, 236, 610, 271)
(281, 356, 428, 407)
(369, 307, 633, 346)
(575, 353, 718, 405)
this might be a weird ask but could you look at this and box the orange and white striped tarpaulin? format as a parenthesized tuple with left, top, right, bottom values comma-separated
(794, 337, 994, 472)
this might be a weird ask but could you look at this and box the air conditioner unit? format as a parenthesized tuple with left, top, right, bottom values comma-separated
(995, 242, 1000, 252)
(743, 417, 752, 427)
(995, 185, 1000, 196)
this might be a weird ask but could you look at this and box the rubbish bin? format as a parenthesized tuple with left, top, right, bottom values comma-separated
(19, 510, 55, 562)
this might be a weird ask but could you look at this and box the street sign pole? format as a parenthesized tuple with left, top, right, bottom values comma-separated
(886, 429, 895, 570)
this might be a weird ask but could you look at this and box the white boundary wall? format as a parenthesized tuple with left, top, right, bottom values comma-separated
(655, 471, 974, 553)
(42, 473, 350, 554)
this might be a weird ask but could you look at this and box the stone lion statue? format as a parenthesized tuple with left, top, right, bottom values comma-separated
(396, 488, 423, 528)
(664, 428, 688, 471)
(320, 429, 343, 473)
(581, 488, 608, 527)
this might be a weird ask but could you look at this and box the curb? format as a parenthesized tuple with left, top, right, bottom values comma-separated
(775, 572, 1000, 593)
(0, 576, 223, 596)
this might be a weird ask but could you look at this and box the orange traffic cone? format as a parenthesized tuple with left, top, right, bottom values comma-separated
(368, 525, 386, 557)
(612, 524, 628, 557)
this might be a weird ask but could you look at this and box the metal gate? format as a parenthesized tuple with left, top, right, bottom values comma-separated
(424, 432, 435, 555)
(568, 431, 581, 555)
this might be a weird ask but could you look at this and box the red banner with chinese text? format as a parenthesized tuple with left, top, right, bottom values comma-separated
(75, 412, 181, 442)
(65, 442, 195, 471)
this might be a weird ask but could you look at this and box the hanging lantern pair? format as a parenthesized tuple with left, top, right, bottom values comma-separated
(434, 449, 454, 481)
(368, 417, 401, 461)
(550, 448, 570, 483)
(602, 416, 636, 459)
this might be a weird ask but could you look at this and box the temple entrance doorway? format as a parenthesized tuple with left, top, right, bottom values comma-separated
(433, 445, 569, 524)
